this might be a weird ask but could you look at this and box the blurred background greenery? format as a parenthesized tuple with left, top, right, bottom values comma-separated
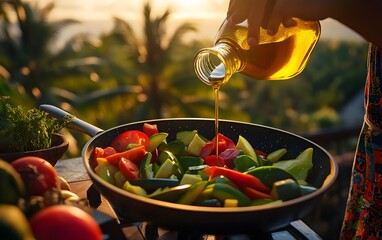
(0, 1, 368, 238)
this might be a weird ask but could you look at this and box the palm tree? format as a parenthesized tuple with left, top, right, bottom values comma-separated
(0, 0, 99, 106)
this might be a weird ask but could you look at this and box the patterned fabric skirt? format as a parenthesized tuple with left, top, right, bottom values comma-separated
(340, 44, 382, 239)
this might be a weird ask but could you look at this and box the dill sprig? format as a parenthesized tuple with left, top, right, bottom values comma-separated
(0, 96, 72, 152)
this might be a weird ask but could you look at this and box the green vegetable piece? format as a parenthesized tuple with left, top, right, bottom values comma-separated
(95, 161, 119, 185)
(114, 171, 128, 188)
(122, 181, 147, 196)
(155, 158, 177, 178)
(187, 164, 209, 174)
(234, 155, 259, 172)
(187, 134, 206, 156)
(148, 184, 191, 202)
(160, 140, 186, 157)
(178, 181, 208, 205)
(267, 148, 287, 162)
(207, 175, 236, 188)
(178, 156, 204, 174)
(273, 148, 314, 183)
(271, 179, 301, 201)
(194, 198, 222, 207)
(180, 173, 202, 185)
(139, 152, 154, 179)
(245, 166, 296, 188)
(176, 130, 197, 146)
(236, 135, 257, 160)
(211, 183, 252, 207)
(147, 132, 168, 152)
(158, 150, 177, 165)
(130, 178, 179, 192)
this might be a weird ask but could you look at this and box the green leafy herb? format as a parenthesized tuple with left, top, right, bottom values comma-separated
(0, 97, 73, 152)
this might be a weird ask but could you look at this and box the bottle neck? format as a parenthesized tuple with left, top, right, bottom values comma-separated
(193, 42, 243, 86)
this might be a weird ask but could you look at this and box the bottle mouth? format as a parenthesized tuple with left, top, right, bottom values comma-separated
(193, 48, 227, 86)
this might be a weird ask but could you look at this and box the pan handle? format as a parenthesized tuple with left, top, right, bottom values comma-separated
(39, 104, 104, 137)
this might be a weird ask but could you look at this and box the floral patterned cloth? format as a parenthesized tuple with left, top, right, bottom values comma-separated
(340, 44, 382, 239)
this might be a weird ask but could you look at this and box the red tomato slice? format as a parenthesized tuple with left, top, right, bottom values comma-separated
(119, 158, 139, 180)
(110, 130, 150, 152)
(105, 145, 146, 166)
(142, 123, 159, 137)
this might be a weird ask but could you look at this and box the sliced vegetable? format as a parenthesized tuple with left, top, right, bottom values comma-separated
(267, 148, 287, 162)
(187, 134, 207, 156)
(110, 130, 150, 152)
(211, 183, 251, 207)
(178, 180, 208, 205)
(154, 159, 177, 178)
(122, 181, 147, 196)
(236, 135, 257, 159)
(204, 166, 270, 193)
(147, 133, 168, 152)
(105, 145, 146, 165)
(139, 152, 154, 179)
(143, 123, 159, 137)
(148, 184, 191, 202)
(245, 166, 296, 188)
(271, 179, 301, 201)
(119, 158, 139, 180)
(176, 130, 197, 146)
(273, 148, 313, 183)
(180, 173, 202, 185)
(234, 155, 259, 172)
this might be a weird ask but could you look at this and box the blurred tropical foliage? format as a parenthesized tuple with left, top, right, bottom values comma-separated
(1, 0, 368, 156)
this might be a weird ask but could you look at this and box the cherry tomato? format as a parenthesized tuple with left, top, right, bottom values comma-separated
(110, 130, 150, 152)
(119, 157, 139, 180)
(142, 123, 159, 137)
(11, 156, 57, 196)
(29, 205, 102, 240)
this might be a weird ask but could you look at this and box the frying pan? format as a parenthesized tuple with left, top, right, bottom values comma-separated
(40, 104, 338, 235)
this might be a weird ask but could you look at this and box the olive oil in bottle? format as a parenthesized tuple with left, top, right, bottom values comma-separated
(194, 18, 320, 156)
(194, 18, 321, 86)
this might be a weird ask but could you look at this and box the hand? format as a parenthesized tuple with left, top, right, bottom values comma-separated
(227, 0, 329, 46)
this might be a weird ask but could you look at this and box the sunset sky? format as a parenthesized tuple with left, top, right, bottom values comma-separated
(24, 0, 365, 47)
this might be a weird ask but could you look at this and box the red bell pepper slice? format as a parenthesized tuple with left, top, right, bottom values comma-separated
(200, 134, 236, 159)
(205, 155, 225, 167)
(142, 123, 159, 137)
(242, 187, 273, 200)
(203, 166, 270, 193)
(105, 145, 146, 166)
(213, 133, 236, 155)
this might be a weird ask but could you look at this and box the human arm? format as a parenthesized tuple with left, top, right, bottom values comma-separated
(227, 0, 382, 48)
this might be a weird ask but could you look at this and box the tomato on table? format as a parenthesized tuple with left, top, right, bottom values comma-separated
(29, 205, 103, 240)
(110, 130, 150, 152)
(11, 156, 57, 196)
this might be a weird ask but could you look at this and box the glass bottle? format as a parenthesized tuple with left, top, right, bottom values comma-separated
(193, 18, 321, 86)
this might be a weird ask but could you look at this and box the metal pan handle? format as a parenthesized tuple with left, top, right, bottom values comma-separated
(39, 104, 104, 137)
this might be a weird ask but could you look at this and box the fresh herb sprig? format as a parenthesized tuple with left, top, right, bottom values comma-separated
(0, 97, 72, 152)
